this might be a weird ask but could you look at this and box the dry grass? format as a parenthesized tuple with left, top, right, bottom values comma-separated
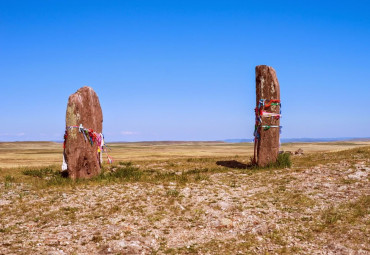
(0, 141, 369, 254)
(1, 140, 370, 168)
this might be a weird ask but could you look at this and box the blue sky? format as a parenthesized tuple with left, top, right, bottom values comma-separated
(1, 0, 369, 142)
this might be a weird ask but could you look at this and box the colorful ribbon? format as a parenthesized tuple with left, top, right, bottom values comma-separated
(63, 124, 113, 169)
(262, 125, 282, 131)
(254, 99, 282, 142)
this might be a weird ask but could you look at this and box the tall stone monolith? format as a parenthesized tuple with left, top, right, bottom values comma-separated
(254, 65, 281, 167)
(63, 86, 103, 179)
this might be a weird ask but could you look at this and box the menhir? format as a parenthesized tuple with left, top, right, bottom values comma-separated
(62, 86, 104, 179)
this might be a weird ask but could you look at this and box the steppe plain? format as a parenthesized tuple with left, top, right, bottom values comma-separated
(0, 141, 369, 254)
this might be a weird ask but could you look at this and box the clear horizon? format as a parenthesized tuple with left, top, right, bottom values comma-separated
(2, 137, 370, 144)
(1, 1, 370, 142)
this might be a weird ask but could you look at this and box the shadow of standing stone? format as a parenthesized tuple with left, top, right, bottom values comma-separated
(216, 160, 248, 169)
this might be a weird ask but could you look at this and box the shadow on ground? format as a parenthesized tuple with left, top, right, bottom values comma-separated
(216, 160, 248, 169)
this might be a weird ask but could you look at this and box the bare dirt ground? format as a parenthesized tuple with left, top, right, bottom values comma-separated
(0, 142, 369, 254)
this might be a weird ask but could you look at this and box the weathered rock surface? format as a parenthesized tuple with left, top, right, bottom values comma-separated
(255, 65, 281, 166)
(64, 86, 103, 179)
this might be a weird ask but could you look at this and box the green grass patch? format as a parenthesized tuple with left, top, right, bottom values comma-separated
(326, 195, 369, 224)
(248, 153, 292, 170)
(315, 195, 370, 233)
(4, 175, 16, 189)
(118, 161, 132, 167)
(17, 162, 217, 189)
(22, 168, 54, 178)
(101, 164, 143, 181)
(4, 175, 15, 182)
(186, 157, 213, 163)
(274, 153, 292, 168)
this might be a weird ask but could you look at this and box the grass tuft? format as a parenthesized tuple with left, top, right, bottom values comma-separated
(4, 175, 16, 189)
(317, 195, 370, 231)
(21, 167, 72, 187)
(118, 161, 133, 167)
(22, 168, 54, 178)
(105, 165, 143, 181)
(248, 153, 292, 170)
(4, 175, 15, 182)
(274, 153, 292, 168)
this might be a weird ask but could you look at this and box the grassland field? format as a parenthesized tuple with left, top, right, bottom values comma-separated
(0, 141, 369, 254)
(1, 140, 369, 169)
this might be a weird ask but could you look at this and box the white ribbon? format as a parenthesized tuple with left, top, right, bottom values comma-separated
(62, 154, 68, 171)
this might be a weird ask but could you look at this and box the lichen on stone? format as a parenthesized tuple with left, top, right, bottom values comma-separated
(66, 103, 79, 139)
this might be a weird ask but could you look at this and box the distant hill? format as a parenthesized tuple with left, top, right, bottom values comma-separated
(222, 137, 370, 143)
(222, 139, 253, 143)
(5, 137, 370, 144)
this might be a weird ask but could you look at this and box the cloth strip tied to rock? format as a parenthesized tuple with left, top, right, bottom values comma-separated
(62, 124, 113, 171)
(254, 99, 282, 142)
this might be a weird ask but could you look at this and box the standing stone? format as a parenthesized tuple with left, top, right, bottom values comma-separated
(254, 65, 281, 167)
(64, 86, 103, 179)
